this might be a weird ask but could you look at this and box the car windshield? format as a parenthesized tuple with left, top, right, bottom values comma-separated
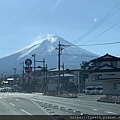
(87, 88, 95, 90)
(0, 0, 120, 119)
(95, 87, 103, 90)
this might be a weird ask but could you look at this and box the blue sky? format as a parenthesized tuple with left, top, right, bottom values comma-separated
(0, 0, 120, 58)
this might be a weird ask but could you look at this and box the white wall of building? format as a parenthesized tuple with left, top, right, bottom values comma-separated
(47, 83, 58, 90)
(103, 81, 120, 95)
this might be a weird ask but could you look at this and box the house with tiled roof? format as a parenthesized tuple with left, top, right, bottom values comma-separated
(87, 53, 120, 95)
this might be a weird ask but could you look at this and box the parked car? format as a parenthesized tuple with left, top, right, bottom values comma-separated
(1, 87, 9, 92)
(84, 86, 95, 95)
(9, 88, 16, 92)
(1, 87, 15, 92)
(93, 86, 103, 95)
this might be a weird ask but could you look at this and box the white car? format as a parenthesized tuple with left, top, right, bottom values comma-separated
(84, 86, 95, 95)
(1, 87, 9, 92)
(93, 86, 103, 95)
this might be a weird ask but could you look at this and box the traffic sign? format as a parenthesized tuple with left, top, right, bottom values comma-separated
(25, 59, 32, 66)
(25, 66, 32, 73)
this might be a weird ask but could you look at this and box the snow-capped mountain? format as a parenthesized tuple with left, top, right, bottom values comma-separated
(0, 35, 98, 75)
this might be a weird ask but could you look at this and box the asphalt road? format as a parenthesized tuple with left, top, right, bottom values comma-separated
(0, 92, 120, 116)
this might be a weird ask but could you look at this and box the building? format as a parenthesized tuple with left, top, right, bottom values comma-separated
(23, 67, 87, 94)
(46, 68, 86, 95)
(47, 73, 75, 95)
(88, 53, 120, 95)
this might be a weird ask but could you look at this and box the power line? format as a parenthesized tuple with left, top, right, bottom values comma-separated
(82, 20, 120, 45)
(73, 2, 120, 43)
(62, 54, 97, 57)
(71, 41, 120, 46)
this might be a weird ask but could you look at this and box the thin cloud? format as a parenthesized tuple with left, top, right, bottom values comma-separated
(51, 0, 62, 12)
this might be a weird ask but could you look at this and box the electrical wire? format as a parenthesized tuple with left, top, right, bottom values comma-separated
(73, 1, 120, 43)
(82, 20, 120, 45)
(70, 41, 120, 46)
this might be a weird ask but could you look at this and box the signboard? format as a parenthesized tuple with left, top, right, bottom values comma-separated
(25, 59, 32, 66)
(25, 66, 32, 73)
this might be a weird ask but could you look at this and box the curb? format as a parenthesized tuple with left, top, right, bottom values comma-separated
(55, 95, 77, 98)
(97, 100, 120, 104)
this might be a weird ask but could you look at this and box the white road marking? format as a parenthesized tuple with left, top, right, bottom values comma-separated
(15, 99, 19, 101)
(9, 103, 15, 106)
(104, 111, 118, 114)
(92, 109, 98, 111)
(22, 98, 55, 120)
(31, 100, 50, 115)
(20, 109, 32, 116)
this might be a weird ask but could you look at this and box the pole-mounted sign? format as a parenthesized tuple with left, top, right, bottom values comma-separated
(25, 66, 32, 73)
(25, 59, 32, 66)
(25, 59, 32, 73)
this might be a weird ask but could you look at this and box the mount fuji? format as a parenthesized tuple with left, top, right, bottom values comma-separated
(0, 35, 97, 75)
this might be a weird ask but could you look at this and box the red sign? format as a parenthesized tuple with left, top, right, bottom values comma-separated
(25, 66, 32, 73)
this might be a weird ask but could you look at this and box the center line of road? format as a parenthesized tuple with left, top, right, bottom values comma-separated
(9, 103, 15, 106)
(20, 109, 32, 116)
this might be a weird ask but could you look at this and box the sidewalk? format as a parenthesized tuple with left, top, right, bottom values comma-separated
(97, 95, 120, 104)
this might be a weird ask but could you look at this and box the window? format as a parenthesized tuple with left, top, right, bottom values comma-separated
(95, 62, 101, 67)
(105, 74, 115, 76)
(111, 61, 117, 66)
(113, 83, 117, 89)
(94, 74, 102, 80)
(95, 75, 99, 80)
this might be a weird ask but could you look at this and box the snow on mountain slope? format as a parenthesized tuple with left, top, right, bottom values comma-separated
(0, 35, 98, 75)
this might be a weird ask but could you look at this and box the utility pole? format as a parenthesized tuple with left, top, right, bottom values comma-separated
(13, 68, 17, 87)
(61, 63, 64, 78)
(36, 58, 45, 76)
(20, 62, 25, 91)
(36, 58, 45, 81)
(35, 58, 46, 93)
(61, 63, 64, 94)
(45, 64, 47, 82)
(32, 54, 36, 92)
(22, 62, 25, 91)
(4, 72, 6, 81)
(58, 41, 61, 95)
(45, 64, 48, 92)
(55, 41, 70, 95)
(78, 70, 80, 94)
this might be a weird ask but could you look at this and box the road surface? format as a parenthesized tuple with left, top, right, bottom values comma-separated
(0, 92, 120, 120)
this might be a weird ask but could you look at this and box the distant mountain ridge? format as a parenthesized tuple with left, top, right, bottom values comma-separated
(0, 35, 98, 76)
